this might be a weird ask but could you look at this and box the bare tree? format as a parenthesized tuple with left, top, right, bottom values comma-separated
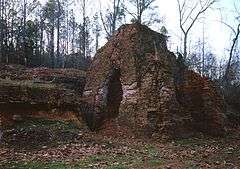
(63, 0, 74, 56)
(100, 0, 124, 39)
(81, 0, 86, 58)
(78, 0, 91, 58)
(201, 22, 205, 76)
(220, 1, 240, 85)
(127, 0, 157, 24)
(23, 0, 27, 65)
(223, 23, 240, 85)
(22, 0, 39, 66)
(56, 0, 61, 60)
(93, 13, 101, 53)
(177, 0, 216, 59)
(0, 0, 5, 62)
(43, 0, 58, 68)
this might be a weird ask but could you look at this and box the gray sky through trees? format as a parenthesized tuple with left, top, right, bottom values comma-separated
(39, 0, 237, 60)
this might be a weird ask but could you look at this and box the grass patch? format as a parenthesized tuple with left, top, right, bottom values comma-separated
(5, 118, 79, 133)
(144, 144, 160, 157)
(107, 164, 128, 169)
(174, 137, 208, 148)
(147, 159, 163, 167)
(2, 119, 81, 150)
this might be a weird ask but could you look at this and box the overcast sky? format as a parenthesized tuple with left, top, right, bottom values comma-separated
(157, 0, 236, 59)
(39, 0, 238, 60)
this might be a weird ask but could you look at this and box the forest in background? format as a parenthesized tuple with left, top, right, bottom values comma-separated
(0, 0, 239, 84)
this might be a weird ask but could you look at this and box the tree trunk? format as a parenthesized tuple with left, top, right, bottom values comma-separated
(95, 31, 99, 52)
(136, 0, 140, 23)
(112, 0, 116, 34)
(202, 24, 205, 76)
(66, 3, 69, 55)
(71, 25, 75, 53)
(82, 0, 86, 58)
(39, 18, 44, 65)
(0, 0, 3, 62)
(56, 0, 60, 66)
(50, 20, 55, 68)
(183, 33, 187, 60)
(224, 23, 240, 86)
(23, 0, 27, 66)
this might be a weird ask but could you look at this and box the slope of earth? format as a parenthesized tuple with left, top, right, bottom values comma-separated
(0, 64, 86, 93)
(0, 119, 239, 169)
(0, 64, 86, 126)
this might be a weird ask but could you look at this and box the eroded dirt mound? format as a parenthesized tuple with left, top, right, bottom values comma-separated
(0, 65, 86, 126)
(83, 23, 226, 138)
(0, 64, 86, 93)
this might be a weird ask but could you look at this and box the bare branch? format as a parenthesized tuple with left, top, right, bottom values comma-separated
(182, 2, 198, 25)
(176, 0, 216, 59)
(186, 0, 216, 33)
(218, 20, 237, 35)
(224, 23, 240, 85)
(122, 5, 137, 20)
(100, 11, 111, 38)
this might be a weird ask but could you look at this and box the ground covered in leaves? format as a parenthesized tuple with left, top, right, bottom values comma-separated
(0, 119, 240, 169)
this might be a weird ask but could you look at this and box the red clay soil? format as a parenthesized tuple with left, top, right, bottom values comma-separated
(0, 64, 86, 127)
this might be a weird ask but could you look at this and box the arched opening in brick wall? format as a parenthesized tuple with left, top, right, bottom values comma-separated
(106, 67, 123, 118)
